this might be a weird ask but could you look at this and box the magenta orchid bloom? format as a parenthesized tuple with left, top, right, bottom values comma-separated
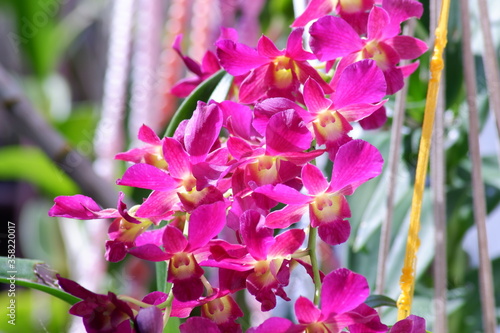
(58, 275, 167, 333)
(171, 34, 221, 98)
(389, 315, 426, 333)
(202, 210, 305, 311)
(115, 124, 166, 168)
(48, 193, 160, 262)
(252, 60, 386, 156)
(255, 139, 383, 245)
(174, 293, 243, 332)
(216, 28, 332, 103)
(117, 101, 226, 219)
(128, 201, 227, 302)
(303, 59, 386, 155)
(292, 0, 375, 35)
(310, 0, 427, 94)
(249, 268, 387, 333)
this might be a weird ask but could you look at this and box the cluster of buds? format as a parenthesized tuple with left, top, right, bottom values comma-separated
(49, 0, 428, 332)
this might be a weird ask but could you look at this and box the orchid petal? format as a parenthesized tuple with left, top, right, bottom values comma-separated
(137, 124, 162, 145)
(321, 268, 370, 315)
(338, 101, 387, 123)
(200, 50, 221, 74)
(117, 163, 178, 190)
(239, 65, 269, 103)
(292, 0, 334, 27)
(382, 0, 424, 25)
(367, 6, 391, 41)
(383, 66, 404, 95)
(240, 210, 274, 260)
(390, 315, 426, 333)
(128, 244, 170, 262)
(257, 35, 284, 58)
(254, 184, 310, 205)
(294, 296, 321, 324)
(295, 61, 333, 93)
(48, 195, 118, 220)
(334, 60, 386, 108)
(136, 307, 163, 333)
(180, 317, 220, 333)
(135, 190, 179, 218)
(266, 110, 312, 154)
(285, 28, 315, 61)
(247, 317, 299, 333)
(317, 219, 351, 245)
(135, 227, 165, 247)
(385, 36, 428, 60)
(188, 201, 227, 250)
(219, 101, 255, 139)
(185, 102, 223, 162)
(162, 225, 188, 254)
(347, 304, 388, 333)
(173, 34, 203, 76)
(359, 106, 388, 130)
(216, 40, 269, 76)
(310, 16, 364, 61)
(265, 203, 309, 229)
(399, 61, 420, 77)
(162, 138, 190, 179)
(330, 140, 383, 195)
(303, 78, 333, 114)
(268, 229, 305, 257)
(302, 163, 329, 195)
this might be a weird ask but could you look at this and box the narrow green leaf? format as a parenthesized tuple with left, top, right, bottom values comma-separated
(365, 294, 398, 308)
(0, 257, 80, 305)
(0, 146, 79, 196)
(164, 69, 227, 137)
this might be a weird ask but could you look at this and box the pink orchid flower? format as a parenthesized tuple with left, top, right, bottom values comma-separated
(292, 0, 375, 35)
(216, 28, 332, 103)
(127, 201, 227, 302)
(202, 210, 305, 311)
(255, 139, 383, 245)
(248, 268, 387, 333)
(171, 34, 221, 98)
(310, 0, 427, 94)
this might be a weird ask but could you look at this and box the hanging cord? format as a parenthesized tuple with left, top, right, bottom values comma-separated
(396, 0, 450, 320)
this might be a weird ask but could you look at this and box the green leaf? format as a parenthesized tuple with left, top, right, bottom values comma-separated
(164, 69, 227, 137)
(365, 294, 398, 308)
(0, 257, 80, 305)
(164, 316, 180, 333)
(0, 146, 79, 197)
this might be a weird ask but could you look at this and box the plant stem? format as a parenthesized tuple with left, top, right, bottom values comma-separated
(118, 295, 153, 308)
(308, 226, 321, 305)
(159, 290, 175, 329)
(461, 1, 497, 332)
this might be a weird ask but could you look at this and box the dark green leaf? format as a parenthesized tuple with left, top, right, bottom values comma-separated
(0, 146, 79, 196)
(164, 69, 227, 137)
(365, 294, 397, 308)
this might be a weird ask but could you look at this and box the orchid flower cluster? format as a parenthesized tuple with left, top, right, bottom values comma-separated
(49, 0, 429, 332)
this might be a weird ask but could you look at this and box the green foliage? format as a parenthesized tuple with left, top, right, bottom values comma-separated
(0, 257, 80, 305)
(0, 146, 79, 197)
(164, 70, 228, 137)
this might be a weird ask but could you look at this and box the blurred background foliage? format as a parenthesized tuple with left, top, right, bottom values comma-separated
(0, 0, 499, 332)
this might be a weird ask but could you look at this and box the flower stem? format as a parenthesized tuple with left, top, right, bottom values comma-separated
(117, 295, 153, 308)
(308, 226, 321, 305)
(160, 290, 175, 329)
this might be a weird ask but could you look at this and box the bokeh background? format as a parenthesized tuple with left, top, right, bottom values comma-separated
(0, 0, 500, 332)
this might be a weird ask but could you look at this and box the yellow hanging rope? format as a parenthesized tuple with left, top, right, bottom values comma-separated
(396, 0, 451, 320)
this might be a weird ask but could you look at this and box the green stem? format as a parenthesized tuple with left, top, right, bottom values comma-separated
(117, 295, 153, 308)
(160, 290, 175, 329)
(308, 226, 321, 305)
